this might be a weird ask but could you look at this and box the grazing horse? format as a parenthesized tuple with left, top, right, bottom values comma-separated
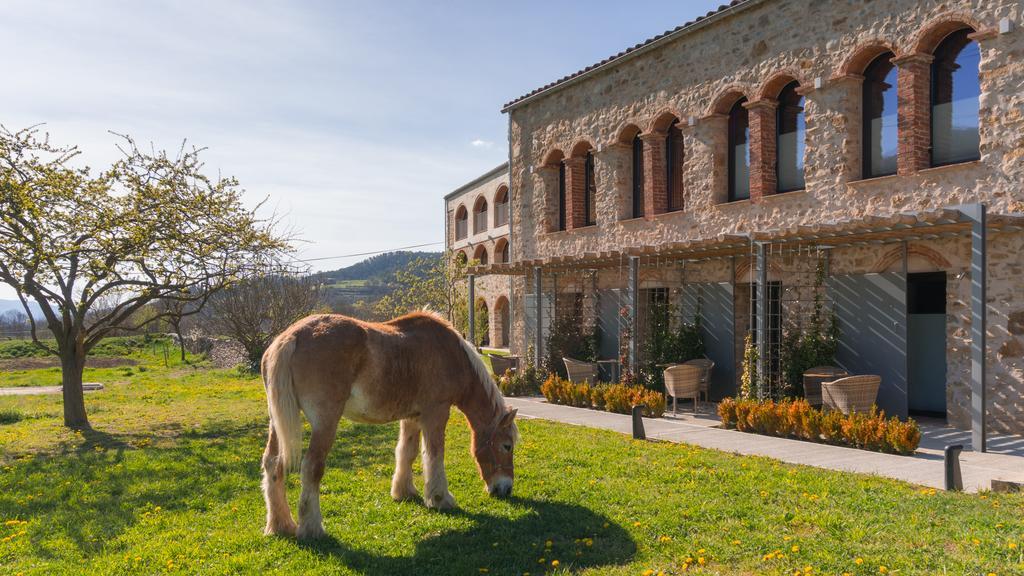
(260, 311, 520, 540)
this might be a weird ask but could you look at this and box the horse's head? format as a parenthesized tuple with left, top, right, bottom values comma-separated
(472, 407, 519, 497)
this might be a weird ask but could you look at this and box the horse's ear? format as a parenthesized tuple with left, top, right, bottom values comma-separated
(499, 408, 518, 428)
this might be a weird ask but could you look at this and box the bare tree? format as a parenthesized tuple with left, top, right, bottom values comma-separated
(0, 126, 289, 428)
(157, 296, 196, 362)
(207, 271, 324, 371)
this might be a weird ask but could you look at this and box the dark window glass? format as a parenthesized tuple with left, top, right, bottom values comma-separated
(632, 134, 644, 218)
(557, 161, 566, 231)
(584, 151, 596, 226)
(728, 98, 750, 201)
(776, 81, 805, 192)
(455, 208, 468, 240)
(863, 52, 898, 178)
(494, 188, 509, 227)
(665, 119, 684, 211)
(931, 28, 980, 166)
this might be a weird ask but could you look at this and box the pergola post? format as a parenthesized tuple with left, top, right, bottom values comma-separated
(628, 256, 639, 375)
(755, 242, 768, 399)
(960, 203, 988, 452)
(467, 273, 476, 347)
(534, 266, 543, 366)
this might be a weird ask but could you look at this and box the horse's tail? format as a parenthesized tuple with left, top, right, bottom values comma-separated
(262, 336, 302, 474)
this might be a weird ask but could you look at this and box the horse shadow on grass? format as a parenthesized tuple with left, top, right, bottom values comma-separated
(298, 497, 637, 575)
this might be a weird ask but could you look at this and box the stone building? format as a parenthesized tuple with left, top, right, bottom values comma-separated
(456, 0, 1024, 442)
(444, 163, 513, 349)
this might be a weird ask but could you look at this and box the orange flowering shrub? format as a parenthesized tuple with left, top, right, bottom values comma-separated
(541, 375, 665, 418)
(717, 397, 920, 454)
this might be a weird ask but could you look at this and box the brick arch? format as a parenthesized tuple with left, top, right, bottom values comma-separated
(541, 148, 565, 168)
(872, 244, 953, 273)
(910, 12, 984, 54)
(647, 109, 681, 134)
(707, 84, 751, 116)
(614, 122, 642, 145)
(757, 70, 808, 101)
(837, 40, 899, 76)
(733, 258, 788, 284)
(472, 244, 489, 265)
(569, 140, 594, 158)
(494, 237, 509, 263)
(493, 184, 509, 228)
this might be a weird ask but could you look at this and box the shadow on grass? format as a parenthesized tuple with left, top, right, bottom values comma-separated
(298, 497, 637, 575)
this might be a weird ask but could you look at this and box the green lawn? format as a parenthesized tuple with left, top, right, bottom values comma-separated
(0, 353, 1021, 575)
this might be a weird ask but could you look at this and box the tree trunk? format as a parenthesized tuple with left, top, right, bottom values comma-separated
(173, 323, 186, 362)
(60, 344, 89, 429)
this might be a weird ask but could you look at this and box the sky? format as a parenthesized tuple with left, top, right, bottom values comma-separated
(0, 0, 726, 300)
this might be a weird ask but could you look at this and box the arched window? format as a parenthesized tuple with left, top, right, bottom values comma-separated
(473, 245, 488, 265)
(557, 161, 566, 231)
(454, 206, 468, 240)
(931, 28, 980, 167)
(495, 238, 510, 263)
(728, 98, 750, 202)
(584, 151, 596, 226)
(665, 119, 684, 211)
(455, 251, 468, 266)
(863, 52, 898, 178)
(473, 197, 488, 234)
(494, 186, 509, 227)
(631, 134, 644, 218)
(776, 81, 805, 192)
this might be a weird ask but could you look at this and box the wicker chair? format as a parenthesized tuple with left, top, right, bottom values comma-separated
(684, 358, 715, 401)
(802, 366, 849, 408)
(663, 364, 703, 415)
(487, 354, 518, 377)
(822, 375, 881, 415)
(563, 357, 599, 383)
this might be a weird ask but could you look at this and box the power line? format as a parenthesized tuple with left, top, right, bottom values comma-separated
(291, 241, 445, 264)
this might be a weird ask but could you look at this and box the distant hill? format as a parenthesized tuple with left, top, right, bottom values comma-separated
(0, 299, 43, 319)
(316, 251, 442, 317)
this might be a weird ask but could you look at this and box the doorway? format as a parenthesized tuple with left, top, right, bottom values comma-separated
(907, 272, 947, 418)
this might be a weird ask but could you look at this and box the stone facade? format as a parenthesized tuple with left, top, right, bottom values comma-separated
(495, 0, 1024, 433)
(445, 164, 513, 348)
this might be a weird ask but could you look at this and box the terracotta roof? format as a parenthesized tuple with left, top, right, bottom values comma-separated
(501, 0, 755, 112)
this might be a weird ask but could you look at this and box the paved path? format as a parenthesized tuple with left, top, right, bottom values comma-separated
(0, 385, 62, 396)
(506, 397, 1024, 493)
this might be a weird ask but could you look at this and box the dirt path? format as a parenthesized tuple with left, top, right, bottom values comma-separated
(0, 383, 105, 396)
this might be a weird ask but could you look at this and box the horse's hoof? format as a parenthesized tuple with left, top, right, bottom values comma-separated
(297, 523, 326, 540)
(264, 519, 297, 538)
(425, 491, 457, 511)
(391, 488, 421, 502)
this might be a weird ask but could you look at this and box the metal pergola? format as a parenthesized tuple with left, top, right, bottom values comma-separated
(469, 204, 1024, 452)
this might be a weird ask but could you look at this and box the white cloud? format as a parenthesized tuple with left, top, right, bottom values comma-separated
(470, 139, 494, 149)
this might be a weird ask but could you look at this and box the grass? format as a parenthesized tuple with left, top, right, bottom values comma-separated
(0, 351, 1021, 574)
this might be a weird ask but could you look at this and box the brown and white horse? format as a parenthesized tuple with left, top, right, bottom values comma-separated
(259, 311, 519, 539)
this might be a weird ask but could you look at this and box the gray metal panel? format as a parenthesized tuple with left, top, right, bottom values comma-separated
(828, 272, 908, 418)
(698, 282, 736, 400)
(908, 314, 947, 414)
(597, 289, 623, 381)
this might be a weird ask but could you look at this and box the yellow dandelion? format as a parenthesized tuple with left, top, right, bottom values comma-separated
(731, 539, 741, 545)
(855, 558, 864, 565)
(551, 560, 560, 567)
(698, 557, 706, 565)
(545, 540, 553, 548)
(1008, 542, 1018, 549)
(633, 521, 643, 527)
(878, 566, 888, 574)
(479, 569, 489, 573)
(972, 538, 981, 545)
(538, 558, 545, 564)
(584, 538, 593, 547)
(642, 570, 655, 576)
(791, 544, 800, 552)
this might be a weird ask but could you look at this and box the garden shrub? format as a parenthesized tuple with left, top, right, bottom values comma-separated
(540, 374, 665, 418)
(0, 408, 23, 425)
(717, 397, 920, 454)
(496, 358, 544, 397)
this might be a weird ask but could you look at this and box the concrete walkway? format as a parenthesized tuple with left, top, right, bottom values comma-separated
(506, 397, 1024, 493)
(0, 383, 104, 396)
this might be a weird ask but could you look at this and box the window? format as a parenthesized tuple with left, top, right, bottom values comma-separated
(631, 134, 644, 218)
(454, 206, 468, 240)
(474, 246, 488, 265)
(557, 161, 566, 231)
(473, 198, 488, 234)
(584, 151, 596, 226)
(931, 28, 980, 167)
(863, 52, 898, 178)
(494, 187, 509, 227)
(776, 81, 805, 192)
(728, 98, 750, 201)
(666, 119, 684, 211)
(496, 239, 510, 263)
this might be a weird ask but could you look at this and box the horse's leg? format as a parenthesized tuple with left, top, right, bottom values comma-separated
(420, 408, 456, 510)
(391, 418, 421, 501)
(296, 414, 339, 540)
(261, 424, 297, 536)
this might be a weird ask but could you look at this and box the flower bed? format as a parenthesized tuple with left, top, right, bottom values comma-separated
(540, 375, 665, 418)
(717, 397, 920, 455)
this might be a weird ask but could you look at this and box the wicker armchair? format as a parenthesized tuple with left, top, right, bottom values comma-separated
(563, 357, 599, 383)
(487, 354, 518, 377)
(684, 358, 715, 401)
(802, 366, 849, 408)
(822, 375, 881, 415)
(663, 364, 703, 415)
